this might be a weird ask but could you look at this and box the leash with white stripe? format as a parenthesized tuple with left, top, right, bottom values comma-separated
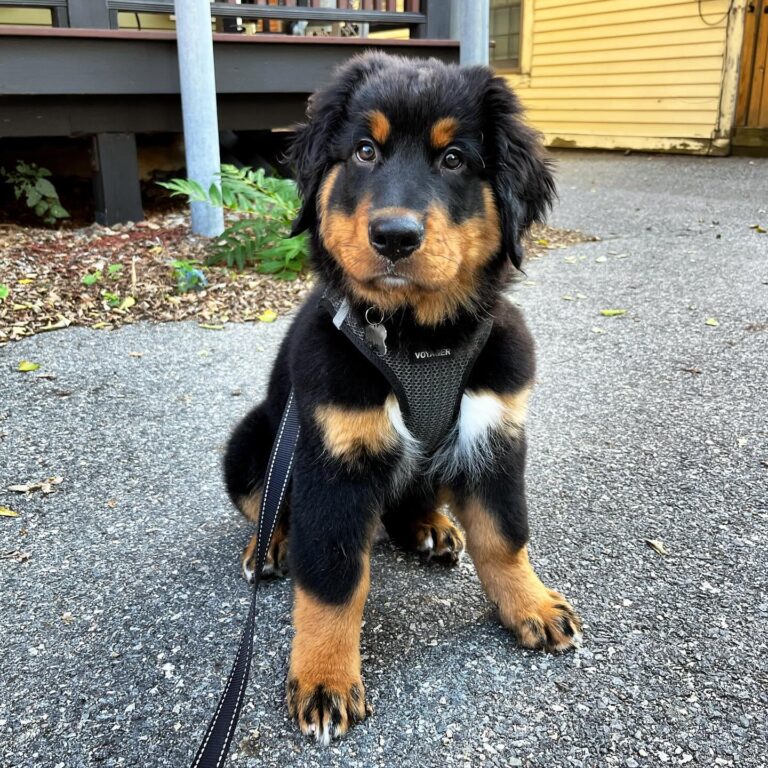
(190, 391, 300, 768)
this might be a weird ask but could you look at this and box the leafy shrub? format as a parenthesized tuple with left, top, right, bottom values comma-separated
(1, 162, 69, 226)
(158, 165, 308, 280)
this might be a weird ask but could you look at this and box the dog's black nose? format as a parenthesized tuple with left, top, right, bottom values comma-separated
(368, 216, 424, 261)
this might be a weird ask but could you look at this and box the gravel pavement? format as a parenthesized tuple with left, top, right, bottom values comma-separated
(1, 151, 767, 767)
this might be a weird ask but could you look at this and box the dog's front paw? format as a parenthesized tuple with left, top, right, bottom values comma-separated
(509, 589, 582, 653)
(286, 676, 368, 745)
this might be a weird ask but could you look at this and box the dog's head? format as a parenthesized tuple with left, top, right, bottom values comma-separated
(288, 53, 555, 325)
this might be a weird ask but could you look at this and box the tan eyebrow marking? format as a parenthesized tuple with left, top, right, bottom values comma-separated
(368, 110, 391, 145)
(430, 117, 459, 149)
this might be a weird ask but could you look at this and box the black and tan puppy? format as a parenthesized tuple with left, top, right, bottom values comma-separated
(224, 52, 582, 744)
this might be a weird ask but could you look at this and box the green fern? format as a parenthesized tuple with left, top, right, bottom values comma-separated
(158, 165, 308, 279)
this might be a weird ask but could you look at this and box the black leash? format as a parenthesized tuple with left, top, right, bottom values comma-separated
(191, 390, 300, 768)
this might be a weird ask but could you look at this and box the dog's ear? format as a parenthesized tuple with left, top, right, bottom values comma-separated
(478, 72, 556, 270)
(288, 53, 389, 236)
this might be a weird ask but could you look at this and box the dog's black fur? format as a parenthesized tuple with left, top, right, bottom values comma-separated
(223, 53, 581, 743)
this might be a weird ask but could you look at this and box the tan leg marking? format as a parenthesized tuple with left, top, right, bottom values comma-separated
(454, 499, 582, 652)
(314, 394, 398, 463)
(287, 553, 370, 743)
(237, 491, 289, 581)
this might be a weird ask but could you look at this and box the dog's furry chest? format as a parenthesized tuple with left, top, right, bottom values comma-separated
(388, 387, 530, 486)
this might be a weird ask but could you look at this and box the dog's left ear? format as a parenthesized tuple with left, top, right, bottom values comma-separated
(479, 73, 556, 270)
(287, 53, 389, 236)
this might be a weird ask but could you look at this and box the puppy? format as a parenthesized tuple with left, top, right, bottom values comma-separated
(224, 52, 582, 744)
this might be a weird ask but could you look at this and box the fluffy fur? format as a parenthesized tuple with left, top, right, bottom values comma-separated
(223, 53, 581, 743)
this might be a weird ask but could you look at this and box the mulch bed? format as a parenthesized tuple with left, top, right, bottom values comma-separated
(0, 212, 597, 347)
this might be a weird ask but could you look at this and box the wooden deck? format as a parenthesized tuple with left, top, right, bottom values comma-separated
(0, 0, 458, 223)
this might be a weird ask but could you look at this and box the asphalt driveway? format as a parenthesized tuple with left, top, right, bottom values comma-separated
(1, 151, 767, 767)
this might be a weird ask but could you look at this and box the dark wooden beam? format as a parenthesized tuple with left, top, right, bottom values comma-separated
(0, 31, 458, 100)
(412, 0, 452, 40)
(66, 0, 112, 27)
(91, 132, 144, 224)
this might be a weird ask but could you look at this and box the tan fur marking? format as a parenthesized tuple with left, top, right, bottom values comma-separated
(322, 184, 501, 326)
(237, 490, 263, 523)
(430, 116, 459, 149)
(452, 497, 581, 651)
(287, 552, 370, 735)
(317, 164, 342, 224)
(314, 394, 398, 461)
(368, 110, 391, 145)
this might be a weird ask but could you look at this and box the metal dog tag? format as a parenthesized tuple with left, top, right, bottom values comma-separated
(364, 322, 388, 356)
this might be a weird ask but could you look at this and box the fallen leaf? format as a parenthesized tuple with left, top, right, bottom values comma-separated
(0, 506, 20, 517)
(595, 255, 607, 263)
(705, 317, 719, 327)
(681, 366, 702, 375)
(35, 372, 57, 380)
(0, 550, 30, 563)
(119, 296, 136, 311)
(749, 224, 766, 234)
(645, 539, 669, 556)
(199, 323, 224, 330)
(257, 309, 278, 323)
(599, 309, 626, 317)
(17, 278, 35, 285)
(8, 476, 63, 494)
(17, 360, 40, 372)
(562, 295, 576, 301)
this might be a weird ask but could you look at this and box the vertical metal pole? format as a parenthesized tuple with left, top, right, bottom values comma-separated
(451, 0, 489, 66)
(174, 0, 225, 237)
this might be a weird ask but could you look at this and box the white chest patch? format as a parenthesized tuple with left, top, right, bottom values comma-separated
(386, 388, 529, 483)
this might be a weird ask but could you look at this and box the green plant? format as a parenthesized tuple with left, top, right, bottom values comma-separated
(158, 165, 308, 279)
(102, 291, 121, 308)
(0, 284, 9, 302)
(0, 162, 69, 226)
(82, 269, 102, 286)
(170, 259, 208, 293)
(107, 264, 123, 278)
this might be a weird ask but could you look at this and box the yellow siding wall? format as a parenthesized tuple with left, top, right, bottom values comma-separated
(507, 0, 734, 154)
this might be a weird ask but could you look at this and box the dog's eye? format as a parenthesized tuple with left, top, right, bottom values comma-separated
(441, 148, 464, 170)
(355, 141, 377, 164)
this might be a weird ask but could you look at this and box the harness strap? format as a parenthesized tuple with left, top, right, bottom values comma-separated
(190, 390, 300, 768)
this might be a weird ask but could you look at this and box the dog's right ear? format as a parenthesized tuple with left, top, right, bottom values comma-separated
(288, 53, 389, 236)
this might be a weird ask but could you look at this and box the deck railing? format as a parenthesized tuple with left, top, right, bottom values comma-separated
(0, 0, 449, 38)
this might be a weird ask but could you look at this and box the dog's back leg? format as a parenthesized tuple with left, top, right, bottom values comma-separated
(381, 484, 465, 565)
(224, 403, 290, 581)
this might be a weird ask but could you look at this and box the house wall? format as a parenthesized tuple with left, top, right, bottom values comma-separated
(506, 0, 744, 155)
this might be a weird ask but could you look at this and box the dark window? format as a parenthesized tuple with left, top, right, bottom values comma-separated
(490, 0, 522, 71)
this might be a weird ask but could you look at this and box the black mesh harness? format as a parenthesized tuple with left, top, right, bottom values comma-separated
(190, 289, 493, 766)
(320, 288, 493, 453)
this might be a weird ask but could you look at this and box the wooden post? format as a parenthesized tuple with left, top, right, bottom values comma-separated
(92, 133, 144, 225)
(412, 0, 452, 40)
(65, 0, 112, 28)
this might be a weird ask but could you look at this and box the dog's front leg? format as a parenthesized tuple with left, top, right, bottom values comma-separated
(285, 409, 395, 743)
(450, 434, 582, 652)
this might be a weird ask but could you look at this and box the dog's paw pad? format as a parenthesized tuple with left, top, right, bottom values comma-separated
(287, 678, 367, 744)
(414, 514, 465, 565)
(514, 592, 582, 652)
